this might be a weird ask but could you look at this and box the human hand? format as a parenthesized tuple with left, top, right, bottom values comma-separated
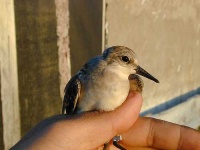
(11, 92, 200, 150)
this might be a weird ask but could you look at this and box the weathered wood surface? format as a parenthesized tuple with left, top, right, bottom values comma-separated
(69, 0, 103, 75)
(14, 0, 61, 137)
(0, 0, 20, 149)
(55, 0, 71, 98)
(0, 71, 4, 150)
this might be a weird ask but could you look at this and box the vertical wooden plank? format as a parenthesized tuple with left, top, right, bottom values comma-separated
(55, 0, 71, 98)
(0, 68, 4, 150)
(102, 0, 106, 50)
(69, 0, 103, 75)
(0, 0, 20, 149)
(14, 0, 60, 136)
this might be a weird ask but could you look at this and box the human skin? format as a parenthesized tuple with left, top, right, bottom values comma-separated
(11, 93, 200, 150)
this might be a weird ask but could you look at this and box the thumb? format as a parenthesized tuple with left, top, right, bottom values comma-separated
(110, 92, 143, 134)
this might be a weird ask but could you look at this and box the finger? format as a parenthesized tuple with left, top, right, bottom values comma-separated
(121, 117, 200, 149)
(29, 92, 143, 150)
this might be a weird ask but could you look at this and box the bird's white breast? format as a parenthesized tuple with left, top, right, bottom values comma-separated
(78, 64, 130, 112)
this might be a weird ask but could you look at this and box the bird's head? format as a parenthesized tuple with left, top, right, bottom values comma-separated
(102, 46, 159, 83)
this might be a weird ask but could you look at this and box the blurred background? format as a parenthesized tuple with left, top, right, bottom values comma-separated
(0, 0, 200, 149)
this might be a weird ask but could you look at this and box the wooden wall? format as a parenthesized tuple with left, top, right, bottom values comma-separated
(0, 74, 3, 150)
(69, 0, 103, 75)
(14, 0, 61, 136)
(0, 0, 103, 149)
(0, 0, 20, 149)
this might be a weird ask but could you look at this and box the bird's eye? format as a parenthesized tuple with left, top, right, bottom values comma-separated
(121, 56, 130, 63)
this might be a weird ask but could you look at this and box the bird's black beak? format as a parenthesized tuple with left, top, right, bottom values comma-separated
(135, 65, 159, 83)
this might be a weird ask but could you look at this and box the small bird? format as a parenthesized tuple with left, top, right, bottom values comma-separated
(62, 46, 159, 150)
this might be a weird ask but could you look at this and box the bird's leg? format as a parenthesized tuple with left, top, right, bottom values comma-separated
(129, 74, 144, 93)
(113, 135, 126, 150)
(103, 142, 109, 150)
(103, 136, 125, 150)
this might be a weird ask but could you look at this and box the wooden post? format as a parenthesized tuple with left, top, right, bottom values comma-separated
(68, 0, 104, 75)
(0, 0, 20, 149)
(55, 0, 104, 95)
(0, 66, 4, 150)
(14, 0, 61, 137)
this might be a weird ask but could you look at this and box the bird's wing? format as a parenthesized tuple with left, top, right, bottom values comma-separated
(62, 75, 81, 114)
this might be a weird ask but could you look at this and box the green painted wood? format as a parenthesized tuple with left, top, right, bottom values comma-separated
(69, 0, 103, 75)
(14, 0, 60, 136)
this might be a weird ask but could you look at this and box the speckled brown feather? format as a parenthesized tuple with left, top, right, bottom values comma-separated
(129, 74, 144, 93)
